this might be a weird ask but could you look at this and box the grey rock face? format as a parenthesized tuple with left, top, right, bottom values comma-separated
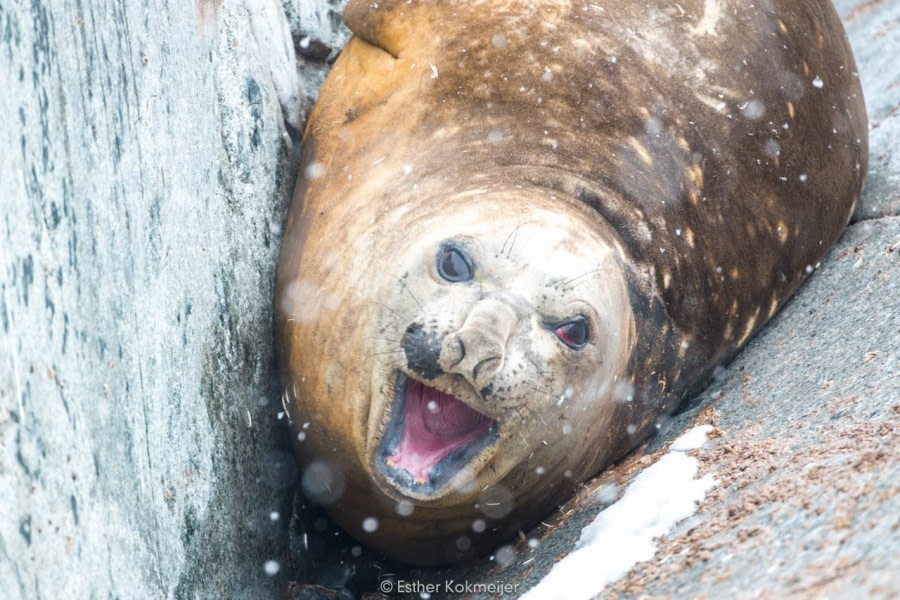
(280, 0, 350, 124)
(838, 0, 900, 221)
(0, 0, 335, 598)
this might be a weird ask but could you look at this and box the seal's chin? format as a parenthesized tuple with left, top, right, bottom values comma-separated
(377, 373, 498, 496)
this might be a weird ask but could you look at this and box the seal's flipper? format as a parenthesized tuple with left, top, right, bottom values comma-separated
(343, 0, 424, 58)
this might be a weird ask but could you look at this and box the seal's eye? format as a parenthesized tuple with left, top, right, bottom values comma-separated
(437, 245, 474, 282)
(553, 317, 590, 349)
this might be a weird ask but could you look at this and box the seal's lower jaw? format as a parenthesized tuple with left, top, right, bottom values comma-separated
(376, 373, 499, 499)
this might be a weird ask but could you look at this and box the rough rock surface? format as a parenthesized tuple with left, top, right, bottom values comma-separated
(844, 0, 900, 222)
(0, 1, 345, 598)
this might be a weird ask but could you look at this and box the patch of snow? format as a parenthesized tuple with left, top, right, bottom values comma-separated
(670, 424, 714, 451)
(519, 425, 716, 600)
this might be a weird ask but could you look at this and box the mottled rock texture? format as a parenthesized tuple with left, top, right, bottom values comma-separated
(0, 1, 346, 598)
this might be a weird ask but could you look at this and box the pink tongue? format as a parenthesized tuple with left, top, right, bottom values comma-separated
(387, 379, 493, 482)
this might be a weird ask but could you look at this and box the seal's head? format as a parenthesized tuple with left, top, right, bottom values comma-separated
(277, 183, 635, 564)
(365, 188, 633, 503)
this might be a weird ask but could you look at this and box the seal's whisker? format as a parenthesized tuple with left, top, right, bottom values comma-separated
(528, 385, 558, 399)
(524, 356, 545, 375)
(396, 275, 427, 315)
(373, 300, 413, 323)
(500, 222, 528, 259)
(562, 268, 603, 289)
(508, 404, 532, 425)
(364, 336, 402, 344)
(361, 349, 405, 366)
(538, 369, 577, 377)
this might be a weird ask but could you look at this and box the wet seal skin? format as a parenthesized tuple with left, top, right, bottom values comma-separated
(275, 0, 867, 566)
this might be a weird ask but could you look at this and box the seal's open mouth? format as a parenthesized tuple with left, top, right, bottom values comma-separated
(378, 373, 498, 494)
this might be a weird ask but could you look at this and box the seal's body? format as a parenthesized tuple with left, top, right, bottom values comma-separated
(276, 0, 866, 565)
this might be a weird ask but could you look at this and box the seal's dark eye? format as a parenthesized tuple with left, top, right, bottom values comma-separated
(437, 245, 474, 282)
(553, 317, 590, 349)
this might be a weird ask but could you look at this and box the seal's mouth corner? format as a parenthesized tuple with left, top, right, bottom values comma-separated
(376, 373, 498, 495)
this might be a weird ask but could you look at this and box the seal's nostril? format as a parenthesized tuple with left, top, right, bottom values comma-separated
(441, 320, 510, 387)
(453, 337, 466, 364)
(439, 335, 466, 369)
(473, 356, 501, 383)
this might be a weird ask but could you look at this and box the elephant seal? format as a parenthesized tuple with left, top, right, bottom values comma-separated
(275, 0, 866, 566)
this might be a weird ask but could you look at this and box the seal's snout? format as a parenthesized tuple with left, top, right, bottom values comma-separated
(439, 298, 517, 390)
(440, 331, 502, 389)
(401, 322, 444, 380)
